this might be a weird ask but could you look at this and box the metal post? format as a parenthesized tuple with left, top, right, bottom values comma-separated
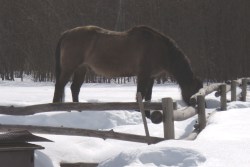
(162, 98, 174, 139)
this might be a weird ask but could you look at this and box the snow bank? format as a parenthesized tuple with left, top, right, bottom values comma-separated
(100, 103, 250, 167)
(99, 146, 206, 167)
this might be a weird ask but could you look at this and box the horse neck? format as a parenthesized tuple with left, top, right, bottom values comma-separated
(167, 46, 194, 88)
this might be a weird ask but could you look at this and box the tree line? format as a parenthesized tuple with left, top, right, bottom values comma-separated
(1, 0, 250, 83)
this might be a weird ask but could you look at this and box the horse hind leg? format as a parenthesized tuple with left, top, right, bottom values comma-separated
(53, 69, 75, 103)
(136, 75, 148, 100)
(71, 66, 87, 102)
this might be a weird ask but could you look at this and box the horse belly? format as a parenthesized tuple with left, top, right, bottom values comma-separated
(89, 59, 138, 77)
(84, 34, 143, 77)
(85, 53, 139, 77)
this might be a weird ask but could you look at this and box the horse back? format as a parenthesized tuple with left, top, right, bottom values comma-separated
(60, 26, 167, 77)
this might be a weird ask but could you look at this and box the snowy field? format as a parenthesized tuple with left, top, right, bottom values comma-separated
(0, 79, 250, 167)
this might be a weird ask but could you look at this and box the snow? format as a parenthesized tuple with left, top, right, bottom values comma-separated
(0, 80, 250, 167)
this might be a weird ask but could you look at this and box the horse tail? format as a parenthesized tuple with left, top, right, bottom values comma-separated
(55, 33, 65, 82)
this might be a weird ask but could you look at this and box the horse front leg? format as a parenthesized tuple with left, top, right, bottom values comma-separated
(136, 75, 148, 100)
(136, 75, 152, 118)
(145, 78, 154, 102)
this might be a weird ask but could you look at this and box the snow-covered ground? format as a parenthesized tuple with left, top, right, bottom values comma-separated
(0, 80, 249, 167)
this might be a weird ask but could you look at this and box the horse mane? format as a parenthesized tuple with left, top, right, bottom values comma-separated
(130, 26, 179, 46)
(131, 26, 194, 83)
(67, 25, 127, 36)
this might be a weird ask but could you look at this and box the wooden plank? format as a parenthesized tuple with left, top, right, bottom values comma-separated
(173, 106, 197, 121)
(0, 102, 162, 116)
(190, 83, 222, 106)
(150, 106, 197, 124)
(162, 98, 174, 140)
(214, 84, 231, 97)
(225, 79, 242, 85)
(0, 124, 164, 144)
(136, 93, 150, 144)
(234, 79, 243, 85)
(60, 163, 98, 167)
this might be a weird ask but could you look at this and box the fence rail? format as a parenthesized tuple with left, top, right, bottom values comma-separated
(0, 102, 162, 115)
(0, 124, 164, 144)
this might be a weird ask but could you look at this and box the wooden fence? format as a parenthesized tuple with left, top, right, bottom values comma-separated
(0, 78, 248, 167)
(0, 93, 205, 143)
(0, 78, 249, 142)
(150, 78, 249, 139)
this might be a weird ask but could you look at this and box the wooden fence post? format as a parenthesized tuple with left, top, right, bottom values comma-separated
(241, 79, 247, 102)
(220, 84, 227, 111)
(231, 80, 237, 101)
(173, 101, 177, 110)
(61, 162, 98, 167)
(136, 93, 150, 143)
(150, 101, 177, 124)
(197, 95, 206, 132)
(162, 98, 175, 140)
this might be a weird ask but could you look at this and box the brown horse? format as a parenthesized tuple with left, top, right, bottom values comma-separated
(53, 25, 202, 107)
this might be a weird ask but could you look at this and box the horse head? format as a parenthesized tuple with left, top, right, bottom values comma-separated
(181, 76, 203, 105)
